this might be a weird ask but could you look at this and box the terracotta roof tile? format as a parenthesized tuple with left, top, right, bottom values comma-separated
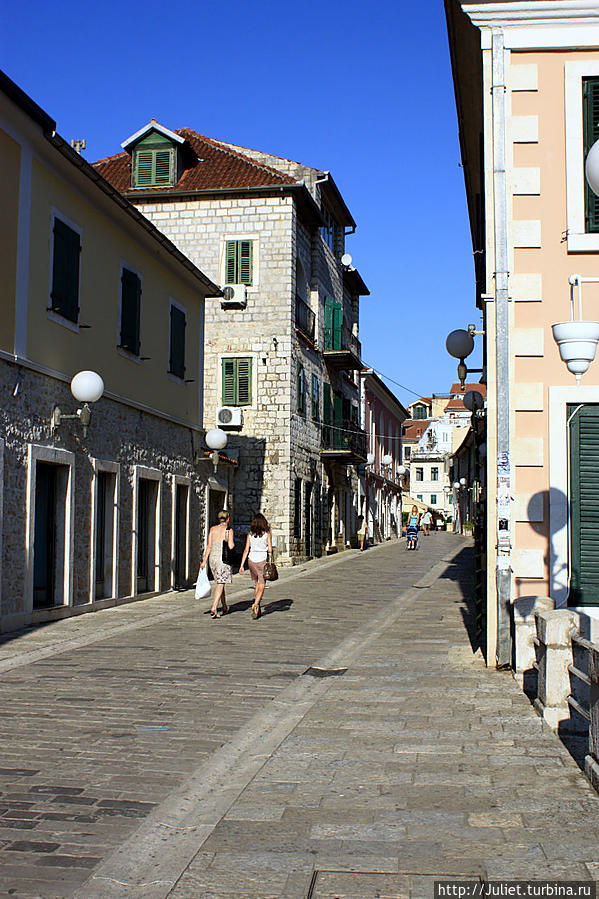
(92, 127, 296, 194)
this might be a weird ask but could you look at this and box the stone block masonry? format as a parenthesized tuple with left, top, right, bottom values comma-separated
(0, 359, 214, 633)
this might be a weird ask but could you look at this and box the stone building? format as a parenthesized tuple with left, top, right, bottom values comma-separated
(359, 368, 407, 543)
(0, 73, 221, 633)
(94, 122, 369, 562)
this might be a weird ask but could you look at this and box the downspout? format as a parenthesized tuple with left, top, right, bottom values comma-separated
(491, 29, 512, 667)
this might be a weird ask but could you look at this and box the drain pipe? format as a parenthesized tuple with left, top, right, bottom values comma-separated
(491, 28, 512, 667)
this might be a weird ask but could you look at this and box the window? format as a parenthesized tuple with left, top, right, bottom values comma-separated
(413, 405, 427, 420)
(431, 467, 439, 482)
(297, 362, 306, 414)
(225, 240, 253, 285)
(320, 205, 336, 252)
(119, 268, 141, 355)
(415, 468, 423, 481)
(311, 374, 319, 420)
(430, 494, 437, 505)
(169, 304, 186, 379)
(448, 495, 453, 505)
(404, 446, 411, 460)
(50, 217, 80, 322)
(584, 78, 599, 233)
(416, 494, 423, 502)
(222, 357, 252, 405)
(133, 147, 174, 188)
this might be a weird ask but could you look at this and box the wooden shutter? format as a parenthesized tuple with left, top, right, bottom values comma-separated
(51, 218, 80, 322)
(323, 383, 331, 422)
(134, 150, 154, 187)
(237, 358, 251, 405)
(225, 241, 236, 284)
(120, 269, 141, 354)
(222, 358, 237, 404)
(584, 78, 599, 233)
(154, 149, 172, 185)
(238, 240, 253, 285)
(569, 403, 599, 605)
(312, 375, 319, 420)
(169, 305, 186, 378)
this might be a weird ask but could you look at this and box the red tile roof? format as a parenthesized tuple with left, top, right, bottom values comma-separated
(92, 128, 296, 194)
(403, 422, 430, 439)
(449, 382, 487, 397)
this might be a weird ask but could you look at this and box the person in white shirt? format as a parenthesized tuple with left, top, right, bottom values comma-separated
(239, 513, 273, 619)
(421, 510, 432, 536)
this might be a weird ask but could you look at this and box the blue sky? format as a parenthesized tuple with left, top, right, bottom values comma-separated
(1, 0, 482, 406)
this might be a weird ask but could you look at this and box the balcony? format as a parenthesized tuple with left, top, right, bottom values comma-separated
(295, 296, 315, 344)
(323, 324, 362, 370)
(321, 421, 368, 462)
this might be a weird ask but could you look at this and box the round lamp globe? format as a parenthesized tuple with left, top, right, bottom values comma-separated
(70, 371, 104, 404)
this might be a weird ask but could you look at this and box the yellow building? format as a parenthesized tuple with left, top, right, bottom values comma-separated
(446, 1, 599, 663)
(0, 71, 221, 632)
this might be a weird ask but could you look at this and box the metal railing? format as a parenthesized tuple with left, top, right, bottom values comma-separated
(323, 323, 361, 360)
(321, 420, 367, 457)
(295, 296, 315, 343)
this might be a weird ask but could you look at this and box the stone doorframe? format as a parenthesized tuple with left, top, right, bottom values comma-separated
(171, 474, 191, 589)
(131, 465, 162, 597)
(89, 459, 121, 603)
(25, 444, 75, 613)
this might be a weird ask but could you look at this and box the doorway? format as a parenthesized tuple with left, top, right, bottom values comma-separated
(174, 482, 189, 588)
(94, 470, 116, 600)
(137, 477, 159, 594)
(304, 482, 313, 557)
(208, 488, 226, 529)
(33, 462, 68, 609)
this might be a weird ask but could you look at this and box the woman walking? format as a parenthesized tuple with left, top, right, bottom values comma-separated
(200, 510, 235, 618)
(239, 513, 272, 619)
(406, 505, 421, 550)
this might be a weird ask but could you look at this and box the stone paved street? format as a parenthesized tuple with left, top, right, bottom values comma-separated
(0, 534, 598, 898)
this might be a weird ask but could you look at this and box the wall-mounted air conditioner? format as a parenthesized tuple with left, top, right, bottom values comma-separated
(221, 284, 247, 307)
(216, 406, 243, 428)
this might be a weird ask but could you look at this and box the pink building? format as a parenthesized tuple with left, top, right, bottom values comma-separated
(360, 369, 408, 543)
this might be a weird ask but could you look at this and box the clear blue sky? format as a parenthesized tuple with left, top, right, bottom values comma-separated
(1, 0, 482, 406)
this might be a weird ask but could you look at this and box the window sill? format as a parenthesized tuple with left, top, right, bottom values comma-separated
(167, 372, 185, 386)
(117, 346, 142, 364)
(567, 232, 599, 253)
(47, 310, 80, 333)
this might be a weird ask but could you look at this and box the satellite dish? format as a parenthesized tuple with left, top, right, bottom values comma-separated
(341, 253, 352, 267)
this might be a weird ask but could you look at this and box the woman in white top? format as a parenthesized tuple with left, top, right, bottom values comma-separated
(239, 513, 272, 619)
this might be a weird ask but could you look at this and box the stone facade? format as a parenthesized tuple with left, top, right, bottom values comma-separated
(118, 140, 368, 564)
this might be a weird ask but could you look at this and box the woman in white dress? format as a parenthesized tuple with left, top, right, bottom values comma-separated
(239, 513, 272, 619)
(200, 510, 235, 618)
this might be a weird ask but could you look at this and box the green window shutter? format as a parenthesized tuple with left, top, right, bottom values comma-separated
(297, 363, 305, 413)
(569, 403, 599, 605)
(51, 218, 80, 322)
(225, 241, 236, 284)
(134, 150, 154, 187)
(222, 358, 237, 404)
(237, 357, 252, 405)
(584, 78, 599, 233)
(312, 375, 319, 420)
(324, 296, 342, 350)
(238, 240, 253, 285)
(154, 149, 173, 185)
(120, 269, 141, 354)
(323, 383, 331, 423)
(169, 305, 186, 378)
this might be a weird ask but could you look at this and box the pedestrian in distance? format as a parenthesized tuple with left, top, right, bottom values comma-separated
(239, 513, 273, 619)
(200, 510, 235, 618)
(421, 509, 432, 536)
(406, 505, 421, 550)
(357, 516, 368, 551)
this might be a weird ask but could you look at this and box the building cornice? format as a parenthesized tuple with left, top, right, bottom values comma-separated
(463, 1, 599, 26)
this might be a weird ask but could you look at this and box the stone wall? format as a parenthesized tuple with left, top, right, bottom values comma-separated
(0, 359, 212, 632)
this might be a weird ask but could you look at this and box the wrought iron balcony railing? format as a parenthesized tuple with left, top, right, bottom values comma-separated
(295, 296, 316, 343)
(323, 324, 361, 362)
(321, 420, 367, 459)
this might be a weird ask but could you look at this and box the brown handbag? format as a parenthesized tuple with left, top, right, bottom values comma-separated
(263, 552, 278, 582)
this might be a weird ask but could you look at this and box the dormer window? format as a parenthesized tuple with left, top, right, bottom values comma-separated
(121, 121, 186, 190)
(133, 145, 174, 188)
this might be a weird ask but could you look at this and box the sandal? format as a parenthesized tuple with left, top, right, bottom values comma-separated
(251, 605, 261, 619)
(210, 610, 220, 619)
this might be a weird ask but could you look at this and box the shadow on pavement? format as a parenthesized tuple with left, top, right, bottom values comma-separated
(439, 546, 483, 658)
(263, 599, 294, 616)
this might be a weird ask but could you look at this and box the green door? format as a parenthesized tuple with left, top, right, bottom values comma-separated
(569, 403, 599, 605)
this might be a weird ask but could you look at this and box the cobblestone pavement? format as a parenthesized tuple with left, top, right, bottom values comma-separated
(1, 535, 598, 899)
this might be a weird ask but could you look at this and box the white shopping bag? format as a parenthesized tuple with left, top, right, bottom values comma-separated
(195, 566, 211, 600)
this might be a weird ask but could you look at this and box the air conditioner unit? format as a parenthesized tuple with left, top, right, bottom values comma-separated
(216, 406, 243, 428)
(221, 284, 247, 307)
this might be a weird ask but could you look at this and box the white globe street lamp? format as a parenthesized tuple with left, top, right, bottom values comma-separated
(205, 427, 228, 471)
(51, 370, 105, 437)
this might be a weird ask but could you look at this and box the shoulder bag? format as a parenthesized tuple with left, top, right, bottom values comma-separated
(263, 551, 278, 582)
(222, 529, 234, 565)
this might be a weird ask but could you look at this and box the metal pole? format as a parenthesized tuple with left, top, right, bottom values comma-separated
(492, 29, 512, 667)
